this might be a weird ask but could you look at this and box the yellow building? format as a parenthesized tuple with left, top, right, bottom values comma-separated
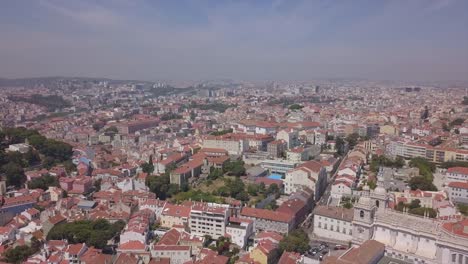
(380, 125, 398, 135)
(250, 241, 278, 264)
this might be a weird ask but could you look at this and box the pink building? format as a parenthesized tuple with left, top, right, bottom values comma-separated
(70, 177, 92, 195)
(59, 177, 74, 191)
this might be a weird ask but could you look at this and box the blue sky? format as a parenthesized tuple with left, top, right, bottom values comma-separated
(1, 0, 467, 81)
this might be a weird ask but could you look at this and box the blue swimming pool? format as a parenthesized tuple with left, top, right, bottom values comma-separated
(268, 174, 283, 180)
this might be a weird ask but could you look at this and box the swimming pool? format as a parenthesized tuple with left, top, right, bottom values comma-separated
(267, 174, 283, 180)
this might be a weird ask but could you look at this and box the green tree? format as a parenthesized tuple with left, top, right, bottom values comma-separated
(47, 219, 124, 249)
(279, 229, 310, 254)
(409, 207, 437, 218)
(94, 178, 102, 192)
(367, 180, 377, 190)
(463, 96, 468, 105)
(208, 167, 224, 180)
(335, 137, 345, 156)
(3, 245, 35, 264)
(457, 204, 468, 216)
(409, 176, 437, 191)
(235, 191, 249, 201)
(409, 199, 421, 209)
(345, 133, 360, 149)
(190, 111, 196, 121)
(224, 160, 246, 176)
(247, 184, 259, 196)
(28, 174, 59, 190)
(2, 162, 26, 187)
(288, 104, 304, 110)
(141, 162, 154, 174)
(226, 177, 245, 198)
(266, 183, 280, 195)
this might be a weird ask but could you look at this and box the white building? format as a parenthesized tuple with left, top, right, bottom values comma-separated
(139, 199, 167, 219)
(314, 131, 327, 146)
(8, 143, 30, 153)
(0, 226, 16, 244)
(151, 245, 192, 264)
(284, 160, 328, 201)
(447, 182, 468, 204)
(260, 159, 298, 175)
(331, 179, 353, 199)
(203, 137, 248, 155)
(313, 205, 353, 242)
(286, 146, 321, 162)
(225, 217, 254, 248)
(276, 129, 299, 149)
(446, 167, 468, 182)
(120, 214, 150, 245)
(352, 187, 468, 264)
(189, 202, 230, 239)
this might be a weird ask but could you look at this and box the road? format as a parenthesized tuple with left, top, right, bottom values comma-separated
(318, 152, 349, 206)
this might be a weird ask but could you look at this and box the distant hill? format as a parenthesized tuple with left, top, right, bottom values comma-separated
(0, 77, 151, 88)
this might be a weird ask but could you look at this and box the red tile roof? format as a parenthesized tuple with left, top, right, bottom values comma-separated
(442, 218, 468, 238)
(447, 167, 468, 175)
(162, 203, 191, 218)
(241, 207, 293, 223)
(278, 251, 302, 264)
(448, 181, 468, 189)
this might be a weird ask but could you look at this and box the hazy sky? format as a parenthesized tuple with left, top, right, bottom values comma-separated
(1, 0, 467, 81)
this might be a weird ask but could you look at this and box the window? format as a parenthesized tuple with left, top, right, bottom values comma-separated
(360, 210, 365, 218)
(451, 254, 456, 263)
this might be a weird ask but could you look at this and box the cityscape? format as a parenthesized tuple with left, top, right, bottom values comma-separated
(0, 1, 467, 264)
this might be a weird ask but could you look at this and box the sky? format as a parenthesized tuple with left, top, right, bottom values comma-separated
(0, 0, 467, 82)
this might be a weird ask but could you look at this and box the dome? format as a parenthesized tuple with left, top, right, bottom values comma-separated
(358, 196, 372, 206)
(373, 186, 387, 196)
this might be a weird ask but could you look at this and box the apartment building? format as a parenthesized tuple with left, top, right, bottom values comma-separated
(240, 207, 294, 234)
(446, 167, 468, 182)
(313, 205, 354, 242)
(203, 135, 248, 155)
(189, 202, 230, 239)
(388, 141, 468, 163)
(284, 160, 327, 200)
(226, 217, 254, 248)
(447, 182, 468, 204)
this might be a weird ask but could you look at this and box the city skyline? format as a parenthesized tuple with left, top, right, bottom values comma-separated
(1, 0, 467, 82)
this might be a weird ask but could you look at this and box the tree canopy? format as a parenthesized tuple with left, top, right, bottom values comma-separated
(47, 219, 125, 249)
(408, 158, 437, 191)
(28, 174, 59, 190)
(2, 245, 37, 264)
(223, 160, 246, 176)
(279, 229, 310, 254)
(8, 94, 71, 111)
(0, 127, 73, 187)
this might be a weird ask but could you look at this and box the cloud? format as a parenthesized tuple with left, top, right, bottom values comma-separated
(0, 0, 466, 81)
(38, 0, 123, 27)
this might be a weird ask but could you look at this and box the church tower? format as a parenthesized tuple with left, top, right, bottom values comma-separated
(352, 185, 376, 245)
(370, 167, 388, 213)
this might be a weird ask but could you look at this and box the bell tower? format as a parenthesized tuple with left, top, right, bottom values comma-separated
(370, 167, 388, 213)
(352, 186, 376, 245)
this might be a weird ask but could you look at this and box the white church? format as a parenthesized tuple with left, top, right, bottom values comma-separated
(352, 175, 468, 264)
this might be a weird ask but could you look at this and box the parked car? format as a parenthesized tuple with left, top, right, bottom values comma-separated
(334, 244, 347, 250)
